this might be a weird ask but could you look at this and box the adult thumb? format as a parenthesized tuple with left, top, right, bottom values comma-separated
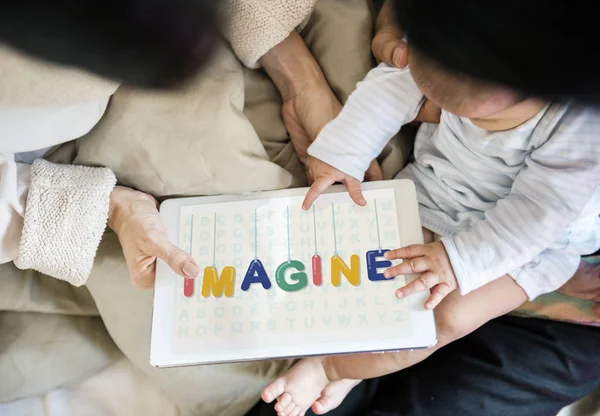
(372, 31, 408, 68)
(154, 238, 200, 279)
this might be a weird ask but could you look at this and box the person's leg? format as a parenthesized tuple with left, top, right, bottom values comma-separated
(261, 274, 528, 415)
(367, 315, 600, 416)
(86, 233, 295, 416)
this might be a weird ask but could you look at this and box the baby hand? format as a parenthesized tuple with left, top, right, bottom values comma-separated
(302, 156, 366, 210)
(383, 241, 458, 309)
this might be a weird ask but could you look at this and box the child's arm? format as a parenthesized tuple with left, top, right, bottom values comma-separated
(440, 106, 600, 300)
(308, 64, 424, 181)
(324, 274, 527, 381)
(302, 64, 425, 207)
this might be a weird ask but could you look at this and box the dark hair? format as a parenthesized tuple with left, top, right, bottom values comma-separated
(392, 0, 600, 105)
(0, 0, 220, 88)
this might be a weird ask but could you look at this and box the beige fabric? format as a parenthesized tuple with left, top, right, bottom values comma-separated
(0, 45, 118, 107)
(0, 260, 113, 403)
(0, 311, 120, 403)
(75, 44, 293, 198)
(242, 69, 307, 187)
(0, 263, 98, 316)
(302, 0, 373, 103)
(224, 0, 318, 68)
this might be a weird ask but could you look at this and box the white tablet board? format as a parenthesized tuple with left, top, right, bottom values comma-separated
(151, 180, 437, 367)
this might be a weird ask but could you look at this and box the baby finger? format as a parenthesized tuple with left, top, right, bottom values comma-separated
(425, 283, 453, 309)
(384, 244, 426, 261)
(396, 272, 439, 298)
(383, 256, 431, 278)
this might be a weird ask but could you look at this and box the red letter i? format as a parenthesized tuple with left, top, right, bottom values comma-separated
(312, 255, 322, 286)
(184, 278, 194, 298)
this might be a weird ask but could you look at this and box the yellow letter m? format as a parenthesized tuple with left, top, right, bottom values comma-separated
(201, 266, 236, 298)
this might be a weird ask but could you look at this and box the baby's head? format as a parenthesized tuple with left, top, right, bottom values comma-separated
(408, 47, 523, 119)
(392, 0, 600, 107)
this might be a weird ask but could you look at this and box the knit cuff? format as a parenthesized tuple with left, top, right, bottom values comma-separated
(224, 0, 316, 68)
(14, 159, 116, 286)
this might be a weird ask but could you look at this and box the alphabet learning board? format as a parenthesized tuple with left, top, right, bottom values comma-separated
(151, 182, 437, 366)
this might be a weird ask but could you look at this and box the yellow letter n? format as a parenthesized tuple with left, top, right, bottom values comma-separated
(331, 255, 360, 287)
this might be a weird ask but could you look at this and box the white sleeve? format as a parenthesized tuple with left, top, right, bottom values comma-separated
(511, 243, 585, 300)
(307, 64, 425, 181)
(1, 156, 116, 286)
(0, 154, 30, 264)
(441, 105, 600, 299)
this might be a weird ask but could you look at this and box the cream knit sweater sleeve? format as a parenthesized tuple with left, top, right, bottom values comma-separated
(224, 0, 318, 68)
(12, 160, 116, 286)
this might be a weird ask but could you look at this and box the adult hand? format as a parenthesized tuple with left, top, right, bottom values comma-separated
(372, 0, 441, 124)
(108, 186, 199, 289)
(261, 31, 383, 183)
(372, 0, 408, 69)
(559, 260, 600, 317)
(282, 82, 383, 182)
(280, 82, 339, 167)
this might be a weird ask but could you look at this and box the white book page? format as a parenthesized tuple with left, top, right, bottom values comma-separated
(172, 189, 410, 354)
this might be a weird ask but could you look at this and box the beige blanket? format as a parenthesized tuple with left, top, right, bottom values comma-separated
(0, 1, 413, 414)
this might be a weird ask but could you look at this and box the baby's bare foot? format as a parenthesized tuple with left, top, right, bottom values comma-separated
(312, 379, 361, 415)
(262, 357, 357, 416)
(262, 358, 328, 415)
